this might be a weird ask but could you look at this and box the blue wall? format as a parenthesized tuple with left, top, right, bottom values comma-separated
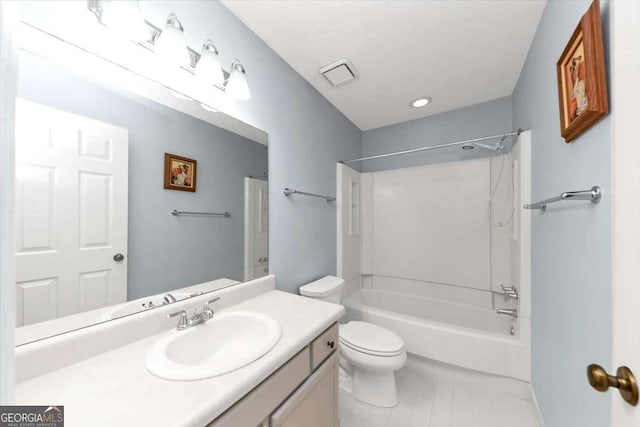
(361, 97, 513, 172)
(512, 1, 612, 426)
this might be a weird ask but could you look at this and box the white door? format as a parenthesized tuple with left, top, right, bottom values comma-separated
(244, 177, 268, 281)
(609, 1, 640, 425)
(14, 99, 128, 326)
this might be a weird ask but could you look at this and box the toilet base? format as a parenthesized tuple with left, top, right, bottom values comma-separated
(352, 367, 398, 407)
(340, 358, 399, 408)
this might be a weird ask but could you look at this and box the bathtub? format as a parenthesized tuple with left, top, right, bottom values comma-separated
(342, 288, 530, 381)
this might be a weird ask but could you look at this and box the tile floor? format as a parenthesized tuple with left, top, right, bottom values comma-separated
(339, 356, 539, 427)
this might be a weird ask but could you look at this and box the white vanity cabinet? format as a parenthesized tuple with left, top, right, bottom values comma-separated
(270, 351, 338, 427)
(210, 323, 339, 427)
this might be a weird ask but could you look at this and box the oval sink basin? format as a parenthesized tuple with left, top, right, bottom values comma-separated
(146, 311, 281, 380)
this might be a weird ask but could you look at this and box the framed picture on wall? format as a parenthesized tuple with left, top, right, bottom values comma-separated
(164, 153, 197, 192)
(556, 0, 608, 143)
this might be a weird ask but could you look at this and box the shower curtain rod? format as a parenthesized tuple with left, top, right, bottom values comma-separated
(340, 128, 524, 164)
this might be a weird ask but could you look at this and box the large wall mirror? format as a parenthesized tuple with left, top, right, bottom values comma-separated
(14, 24, 269, 345)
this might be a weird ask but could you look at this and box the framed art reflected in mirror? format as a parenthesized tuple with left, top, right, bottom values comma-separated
(164, 153, 197, 192)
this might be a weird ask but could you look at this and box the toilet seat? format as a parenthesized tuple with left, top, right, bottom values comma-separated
(340, 340, 407, 372)
(339, 321, 405, 357)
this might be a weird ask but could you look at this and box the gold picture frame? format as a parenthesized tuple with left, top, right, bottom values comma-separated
(164, 153, 197, 192)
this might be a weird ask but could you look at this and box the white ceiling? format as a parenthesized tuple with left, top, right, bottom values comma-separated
(222, 0, 546, 131)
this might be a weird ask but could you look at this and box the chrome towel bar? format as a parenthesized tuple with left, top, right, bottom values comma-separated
(283, 188, 336, 203)
(171, 209, 230, 217)
(524, 186, 601, 211)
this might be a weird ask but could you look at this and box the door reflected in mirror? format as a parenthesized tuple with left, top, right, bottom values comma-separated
(14, 48, 268, 345)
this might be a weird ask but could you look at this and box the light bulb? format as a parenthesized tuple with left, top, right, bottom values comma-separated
(154, 13, 191, 68)
(101, 0, 148, 43)
(195, 39, 224, 87)
(225, 60, 251, 100)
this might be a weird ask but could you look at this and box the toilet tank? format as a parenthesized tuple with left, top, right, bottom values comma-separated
(299, 276, 345, 304)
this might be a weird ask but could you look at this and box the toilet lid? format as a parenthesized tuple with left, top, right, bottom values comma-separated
(339, 322, 405, 356)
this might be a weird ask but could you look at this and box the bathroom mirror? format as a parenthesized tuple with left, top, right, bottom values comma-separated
(13, 27, 269, 345)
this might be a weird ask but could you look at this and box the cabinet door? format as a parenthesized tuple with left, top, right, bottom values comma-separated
(209, 347, 311, 427)
(270, 353, 338, 427)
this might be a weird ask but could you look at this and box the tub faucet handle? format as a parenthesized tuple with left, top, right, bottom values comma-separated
(500, 285, 518, 301)
(496, 308, 518, 319)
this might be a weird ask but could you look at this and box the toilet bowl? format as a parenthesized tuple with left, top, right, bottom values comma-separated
(299, 276, 407, 407)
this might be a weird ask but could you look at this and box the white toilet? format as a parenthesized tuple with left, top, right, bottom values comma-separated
(299, 276, 406, 407)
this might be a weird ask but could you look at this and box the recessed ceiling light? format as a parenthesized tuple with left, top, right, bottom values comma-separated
(411, 96, 432, 108)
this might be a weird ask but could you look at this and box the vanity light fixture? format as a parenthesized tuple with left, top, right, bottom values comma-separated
(225, 60, 251, 101)
(88, 1, 251, 100)
(411, 97, 432, 108)
(99, 0, 148, 43)
(195, 39, 224, 87)
(154, 13, 191, 68)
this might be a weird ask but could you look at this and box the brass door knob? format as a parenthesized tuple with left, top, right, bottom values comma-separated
(587, 364, 638, 406)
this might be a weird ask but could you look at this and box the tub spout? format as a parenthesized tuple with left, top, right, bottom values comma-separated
(496, 308, 518, 319)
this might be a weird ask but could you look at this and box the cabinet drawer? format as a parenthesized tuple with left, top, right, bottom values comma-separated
(210, 347, 311, 427)
(310, 323, 338, 370)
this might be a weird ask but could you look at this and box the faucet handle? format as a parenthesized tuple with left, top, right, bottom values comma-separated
(167, 310, 189, 329)
(202, 297, 220, 320)
(500, 285, 518, 301)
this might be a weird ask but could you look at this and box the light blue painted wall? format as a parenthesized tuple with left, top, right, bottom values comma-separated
(138, 1, 363, 294)
(361, 97, 513, 172)
(17, 50, 268, 300)
(512, 1, 612, 426)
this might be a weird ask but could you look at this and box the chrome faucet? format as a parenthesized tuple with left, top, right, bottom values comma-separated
(143, 293, 178, 309)
(500, 285, 519, 301)
(163, 293, 177, 304)
(496, 308, 518, 319)
(167, 297, 220, 331)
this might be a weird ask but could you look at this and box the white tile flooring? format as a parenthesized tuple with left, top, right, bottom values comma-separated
(339, 356, 539, 427)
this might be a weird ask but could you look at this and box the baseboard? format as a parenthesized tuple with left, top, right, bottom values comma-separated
(530, 384, 544, 427)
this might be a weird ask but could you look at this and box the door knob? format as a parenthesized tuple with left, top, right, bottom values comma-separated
(113, 253, 125, 262)
(587, 364, 638, 406)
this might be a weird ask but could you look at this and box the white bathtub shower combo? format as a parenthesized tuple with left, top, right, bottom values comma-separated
(334, 132, 532, 397)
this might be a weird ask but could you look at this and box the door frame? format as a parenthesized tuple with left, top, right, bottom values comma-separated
(610, 0, 640, 424)
(244, 177, 255, 281)
(0, 0, 18, 403)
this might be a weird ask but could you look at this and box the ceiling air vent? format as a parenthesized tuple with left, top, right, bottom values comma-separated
(320, 59, 359, 87)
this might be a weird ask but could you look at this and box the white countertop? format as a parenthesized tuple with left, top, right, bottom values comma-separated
(15, 290, 344, 427)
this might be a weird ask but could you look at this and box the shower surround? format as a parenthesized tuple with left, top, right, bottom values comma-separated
(337, 132, 531, 381)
